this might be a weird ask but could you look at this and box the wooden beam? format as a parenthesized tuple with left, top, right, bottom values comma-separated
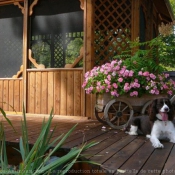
(131, 0, 140, 41)
(22, 0, 28, 111)
(0, 0, 23, 6)
(83, 0, 95, 118)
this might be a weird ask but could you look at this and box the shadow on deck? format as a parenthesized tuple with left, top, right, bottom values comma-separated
(1, 114, 175, 175)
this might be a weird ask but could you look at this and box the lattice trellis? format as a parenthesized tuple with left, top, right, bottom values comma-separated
(53, 34, 64, 67)
(94, 0, 131, 65)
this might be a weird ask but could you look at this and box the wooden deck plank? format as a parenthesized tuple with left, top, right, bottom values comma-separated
(102, 138, 145, 173)
(116, 140, 155, 175)
(63, 126, 110, 149)
(90, 135, 137, 164)
(138, 142, 174, 175)
(84, 131, 127, 159)
(162, 145, 175, 175)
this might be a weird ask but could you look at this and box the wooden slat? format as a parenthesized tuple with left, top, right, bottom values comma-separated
(60, 71, 67, 115)
(74, 70, 82, 116)
(54, 71, 61, 115)
(0, 80, 3, 108)
(35, 72, 41, 114)
(14, 80, 20, 112)
(9, 81, 14, 110)
(41, 72, 48, 114)
(3, 80, 9, 111)
(19, 79, 22, 111)
(47, 72, 54, 113)
(28, 72, 36, 113)
(67, 71, 74, 115)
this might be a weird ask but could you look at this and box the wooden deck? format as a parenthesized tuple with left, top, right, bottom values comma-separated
(1, 114, 175, 175)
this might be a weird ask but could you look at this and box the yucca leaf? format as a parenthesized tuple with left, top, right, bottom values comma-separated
(0, 108, 16, 132)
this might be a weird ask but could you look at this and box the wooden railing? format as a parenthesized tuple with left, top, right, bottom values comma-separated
(0, 68, 84, 116)
(27, 68, 84, 116)
(0, 78, 23, 112)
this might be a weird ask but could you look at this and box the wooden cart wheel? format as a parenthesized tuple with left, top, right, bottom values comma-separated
(141, 100, 152, 115)
(94, 106, 118, 125)
(104, 99, 134, 129)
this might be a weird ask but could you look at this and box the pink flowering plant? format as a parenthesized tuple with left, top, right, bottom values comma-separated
(82, 59, 175, 97)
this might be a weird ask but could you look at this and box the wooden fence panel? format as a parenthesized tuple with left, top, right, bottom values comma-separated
(0, 79, 22, 112)
(0, 68, 84, 116)
(27, 68, 84, 116)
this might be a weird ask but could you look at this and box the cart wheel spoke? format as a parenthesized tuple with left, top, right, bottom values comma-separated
(122, 105, 129, 112)
(111, 104, 117, 112)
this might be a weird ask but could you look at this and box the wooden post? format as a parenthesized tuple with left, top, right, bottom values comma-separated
(22, 0, 29, 111)
(83, 0, 95, 118)
(131, 0, 140, 41)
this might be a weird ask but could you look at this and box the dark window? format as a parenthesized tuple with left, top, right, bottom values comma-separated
(0, 5, 23, 78)
(30, 0, 83, 68)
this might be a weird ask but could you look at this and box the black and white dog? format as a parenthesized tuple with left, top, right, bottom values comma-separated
(126, 98, 175, 148)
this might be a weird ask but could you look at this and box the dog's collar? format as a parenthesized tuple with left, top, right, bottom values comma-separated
(156, 116, 163, 121)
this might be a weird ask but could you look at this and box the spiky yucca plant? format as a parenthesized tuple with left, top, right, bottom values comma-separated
(0, 106, 99, 175)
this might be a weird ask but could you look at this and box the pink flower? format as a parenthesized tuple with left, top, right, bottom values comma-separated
(124, 83, 130, 92)
(107, 75, 111, 80)
(138, 71, 143, 75)
(129, 70, 134, 77)
(120, 67, 126, 74)
(123, 70, 129, 77)
(143, 71, 150, 76)
(112, 83, 118, 88)
(150, 73, 156, 79)
(168, 90, 173, 95)
(111, 90, 119, 97)
(150, 89, 156, 94)
(105, 79, 110, 85)
(164, 73, 169, 78)
(130, 91, 138, 97)
(118, 77, 123, 82)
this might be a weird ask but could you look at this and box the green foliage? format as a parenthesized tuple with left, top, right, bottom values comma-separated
(66, 38, 83, 66)
(158, 34, 175, 70)
(114, 37, 165, 73)
(31, 41, 51, 68)
(0, 106, 99, 174)
(169, 0, 175, 15)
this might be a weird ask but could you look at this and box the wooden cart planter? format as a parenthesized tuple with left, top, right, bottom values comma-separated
(95, 93, 171, 129)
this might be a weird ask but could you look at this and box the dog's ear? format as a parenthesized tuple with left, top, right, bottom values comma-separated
(169, 101, 175, 121)
(148, 99, 157, 121)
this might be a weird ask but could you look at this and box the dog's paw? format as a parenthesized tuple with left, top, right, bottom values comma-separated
(170, 139, 175, 143)
(125, 131, 138, 135)
(152, 142, 164, 148)
(146, 134, 151, 139)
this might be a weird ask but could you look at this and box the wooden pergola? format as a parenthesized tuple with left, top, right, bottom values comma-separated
(0, 0, 174, 120)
